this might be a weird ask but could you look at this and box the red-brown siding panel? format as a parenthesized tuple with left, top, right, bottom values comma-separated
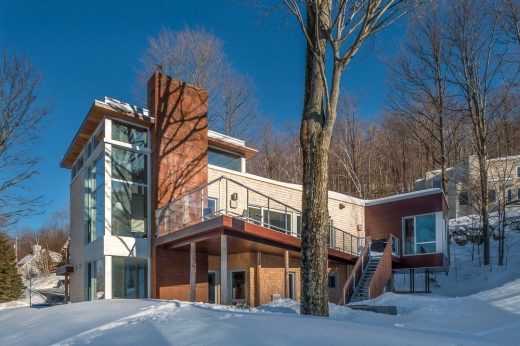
(365, 193, 444, 241)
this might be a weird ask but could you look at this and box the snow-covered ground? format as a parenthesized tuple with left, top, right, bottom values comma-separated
(0, 273, 64, 310)
(1, 278, 519, 346)
(1, 213, 519, 345)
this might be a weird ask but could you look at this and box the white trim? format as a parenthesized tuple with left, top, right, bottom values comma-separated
(365, 188, 444, 206)
(208, 130, 246, 147)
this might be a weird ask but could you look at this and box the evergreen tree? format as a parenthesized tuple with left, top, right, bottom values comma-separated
(0, 232, 23, 302)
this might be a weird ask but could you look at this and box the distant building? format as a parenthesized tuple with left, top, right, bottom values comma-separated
(415, 155, 520, 219)
(17, 244, 62, 278)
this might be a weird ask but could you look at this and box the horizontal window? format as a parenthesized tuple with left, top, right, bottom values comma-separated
(208, 148, 241, 172)
(112, 121, 148, 147)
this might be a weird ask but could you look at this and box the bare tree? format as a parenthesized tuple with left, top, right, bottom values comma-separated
(216, 67, 259, 137)
(447, 0, 518, 265)
(284, 0, 415, 316)
(139, 27, 260, 137)
(390, 4, 461, 194)
(0, 51, 47, 230)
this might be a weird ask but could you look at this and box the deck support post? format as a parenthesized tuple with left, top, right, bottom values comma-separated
(284, 250, 289, 298)
(256, 251, 262, 306)
(190, 242, 196, 302)
(220, 235, 228, 305)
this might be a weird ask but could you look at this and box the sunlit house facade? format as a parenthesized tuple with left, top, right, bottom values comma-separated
(59, 71, 450, 305)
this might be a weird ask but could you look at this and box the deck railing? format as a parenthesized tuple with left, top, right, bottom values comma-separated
(368, 236, 393, 299)
(156, 176, 366, 256)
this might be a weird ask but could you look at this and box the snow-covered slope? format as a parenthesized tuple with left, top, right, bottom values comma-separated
(394, 212, 520, 297)
(1, 278, 520, 346)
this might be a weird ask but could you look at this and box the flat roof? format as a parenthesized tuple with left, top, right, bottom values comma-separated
(60, 97, 154, 168)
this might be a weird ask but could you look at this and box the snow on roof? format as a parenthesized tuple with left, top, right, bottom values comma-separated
(103, 97, 151, 118)
(208, 130, 246, 147)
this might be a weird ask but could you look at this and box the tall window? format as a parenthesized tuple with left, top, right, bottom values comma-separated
(208, 147, 242, 172)
(403, 214, 437, 255)
(85, 155, 105, 243)
(110, 125, 149, 238)
(112, 257, 148, 299)
(488, 189, 496, 203)
(87, 259, 105, 300)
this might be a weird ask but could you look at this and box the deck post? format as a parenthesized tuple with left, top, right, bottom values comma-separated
(256, 251, 262, 306)
(64, 274, 69, 304)
(220, 235, 228, 305)
(284, 250, 289, 298)
(190, 242, 196, 302)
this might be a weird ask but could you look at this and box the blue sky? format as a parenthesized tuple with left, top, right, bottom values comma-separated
(0, 0, 407, 230)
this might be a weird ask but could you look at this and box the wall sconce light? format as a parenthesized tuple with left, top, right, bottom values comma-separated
(230, 192, 238, 209)
(357, 224, 363, 232)
(339, 203, 345, 209)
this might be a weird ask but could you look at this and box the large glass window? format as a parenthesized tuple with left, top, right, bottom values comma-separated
(112, 121, 148, 147)
(87, 259, 105, 300)
(111, 182, 147, 238)
(111, 147, 147, 184)
(208, 148, 241, 172)
(262, 209, 291, 233)
(85, 155, 105, 243)
(403, 214, 437, 255)
(112, 257, 148, 299)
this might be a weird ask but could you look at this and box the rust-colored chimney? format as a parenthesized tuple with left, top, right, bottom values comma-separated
(147, 70, 209, 209)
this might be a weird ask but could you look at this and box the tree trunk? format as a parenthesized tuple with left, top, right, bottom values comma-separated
(300, 137, 330, 316)
(299, 0, 331, 317)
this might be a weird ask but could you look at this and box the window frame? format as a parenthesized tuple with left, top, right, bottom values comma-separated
(401, 213, 438, 257)
(458, 191, 469, 206)
(105, 117, 151, 239)
(327, 274, 337, 289)
(208, 146, 243, 172)
(229, 269, 247, 304)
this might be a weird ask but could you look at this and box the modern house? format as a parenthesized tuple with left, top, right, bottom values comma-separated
(415, 155, 520, 219)
(59, 71, 449, 306)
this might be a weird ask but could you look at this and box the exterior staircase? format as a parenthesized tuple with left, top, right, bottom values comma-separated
(349, 255, 382, 303)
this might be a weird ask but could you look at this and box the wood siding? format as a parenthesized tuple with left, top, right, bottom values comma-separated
(365, 193, 445, 241)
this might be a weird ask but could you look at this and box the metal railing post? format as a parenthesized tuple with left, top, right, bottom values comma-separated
(285, 205, 288, 234)
(225, 179, 228, 215)
(267, 198, 271, 229)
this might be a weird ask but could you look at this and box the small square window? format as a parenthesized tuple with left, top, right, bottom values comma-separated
(432, 179, 441, 189)
(488, 189, 496, 203)
(459, 191, 469, 206)
(328, 275, 336, 288)
(517, 166, 520, 178)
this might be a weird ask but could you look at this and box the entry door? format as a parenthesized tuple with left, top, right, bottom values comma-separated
(288, 272, 296, 300)
(208, 271, 218, 304)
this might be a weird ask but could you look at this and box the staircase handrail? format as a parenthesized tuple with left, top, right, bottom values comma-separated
(368, 236, 393, 299)
(340, 236, 371, 305)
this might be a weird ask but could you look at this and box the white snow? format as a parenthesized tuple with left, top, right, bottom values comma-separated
(1, 214, 519, 345)
(0, 273, 64, 310)
(1, 278, 520, 345)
